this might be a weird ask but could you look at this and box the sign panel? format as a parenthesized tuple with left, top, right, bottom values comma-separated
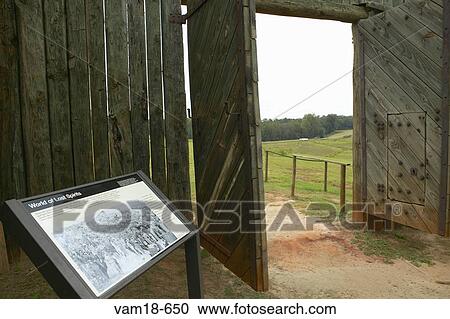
(3, 172, 196, 298)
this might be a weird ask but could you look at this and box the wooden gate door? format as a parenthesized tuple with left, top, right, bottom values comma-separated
(355, 0, 447, 235)
(187, 0, 268, 291)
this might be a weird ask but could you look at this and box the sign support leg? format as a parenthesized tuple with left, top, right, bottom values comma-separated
(184, 233, 203, 299)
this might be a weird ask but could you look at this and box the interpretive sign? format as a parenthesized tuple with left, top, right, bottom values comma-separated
(1, 172, 202, 298)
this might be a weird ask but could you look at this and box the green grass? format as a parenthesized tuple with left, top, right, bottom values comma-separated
(262, 130, 353, 212)
(188, 130, 353, 214)
(352, 231, 433, 266)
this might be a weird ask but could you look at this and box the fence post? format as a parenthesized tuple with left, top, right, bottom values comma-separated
(291, 156, 297, 198)
(265, 151, 269, 182)
(324, 161, 328, 192)
(340, 165, 347, 210)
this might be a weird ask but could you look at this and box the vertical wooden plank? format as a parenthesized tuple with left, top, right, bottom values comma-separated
(44, 0, 75, 189)
(0, 0, 27, 270)
(265, 150, 269, 182)
(352, 24, 366, 222)
(66, 0, 94, 185)
(243, 0, 268, 291)
(129, 0, 150, 177)
(161, 0, 191, 203)
(86, 0, 110, 180)
(105, 0, 134, 176)
(146, 0, 167, 191)
(16, 0, 53, 195)
(340, 165, 347, 210)
(441, 0, 450, 236)
(0, 225, 8, 272)
(291, 156, 297, 197)
(324, 161, 328, 192)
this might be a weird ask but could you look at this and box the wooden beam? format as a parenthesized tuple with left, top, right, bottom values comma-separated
(256, 0, 369, 22)
(182, 0, 370, 23)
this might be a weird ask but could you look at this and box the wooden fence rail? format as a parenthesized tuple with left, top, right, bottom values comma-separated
(265, 150, 351, 209)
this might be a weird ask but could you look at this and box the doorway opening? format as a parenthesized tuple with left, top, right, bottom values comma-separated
(256, 14, 357, 298)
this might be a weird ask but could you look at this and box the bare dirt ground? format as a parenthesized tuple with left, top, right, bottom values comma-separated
(265, 193, 450, 298)
(1, 192, 450, 298)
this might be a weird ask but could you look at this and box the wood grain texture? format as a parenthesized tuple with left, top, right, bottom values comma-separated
(358, 0, 444, 235)
(0, 0, 26, 269)
(86, 0, 110, 180)
(128, 0, 150, 177)
(441, 0, 449, 236)
(66, 0, 94, 185)
(188, 0, 268, 291)
(43, 0, 75, 189)
(352, 25, 366, 222)
(146, 0, 167, 191)
(182, 0, 371, 22)
(161, 0, 191, 204)
(105, 0, 134, 176)
(16, 0, 53, 195)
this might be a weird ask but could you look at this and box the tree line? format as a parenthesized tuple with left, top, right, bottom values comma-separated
(186, 114, 352, 141)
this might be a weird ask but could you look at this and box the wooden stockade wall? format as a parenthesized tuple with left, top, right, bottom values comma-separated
(353, 0, 449, 236)
(0, 0, 191, 271)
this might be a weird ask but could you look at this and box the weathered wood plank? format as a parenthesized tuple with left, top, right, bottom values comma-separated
(161, 0, 191, 204)
(43, 0, 75, 189)
(129, 0, 150, 177)
(243, 0, 268, 292)
(401, 0, 443, 37)
(67, 0, 94, 185)
(360, 13, 441, 96)
(363, 32, 442, 127)
(146, 0, 167, 191)
(16, 0, 53, 195)
(105, 0, 134, 176)
(0, 0, 26, 270)
(183, 0, 371, 22)
(188, 0, 268, 291)
(352, 25, 366, 222)
(376, 5, 442, 65)
(86, 0, 110, 180)
(0, 223, 8, 272)
(441, 0, 449, 236)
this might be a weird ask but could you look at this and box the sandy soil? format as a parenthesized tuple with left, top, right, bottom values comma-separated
(265, 193, 450, 298)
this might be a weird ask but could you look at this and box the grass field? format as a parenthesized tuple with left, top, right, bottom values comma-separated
(188, 130, 353, 213)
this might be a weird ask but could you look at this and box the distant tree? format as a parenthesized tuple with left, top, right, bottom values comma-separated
(261, 114, 352, 141)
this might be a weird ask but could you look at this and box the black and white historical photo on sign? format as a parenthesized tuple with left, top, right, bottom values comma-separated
(31, 182, 190, 296)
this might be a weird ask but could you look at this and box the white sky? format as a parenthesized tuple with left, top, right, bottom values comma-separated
(183, 13, 354, 120)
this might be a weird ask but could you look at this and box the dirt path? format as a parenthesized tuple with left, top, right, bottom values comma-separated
(265, 193, 450, 298)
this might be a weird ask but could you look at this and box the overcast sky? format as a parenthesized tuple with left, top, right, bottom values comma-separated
(183, 13, 354, 120)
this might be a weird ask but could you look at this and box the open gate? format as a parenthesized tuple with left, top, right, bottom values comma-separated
(187, 0, 268, 291)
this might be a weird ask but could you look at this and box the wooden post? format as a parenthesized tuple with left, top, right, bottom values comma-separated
(324, 161, 328, 192)
(340, 165, 347, 210)
(162, 0, 192, 207)
(352, 24, 367, 223)
(265, 151, 269, 182)
(146, 0, 167, 193)
(1, 0, 27, 270)
(291, 156, 297, 198)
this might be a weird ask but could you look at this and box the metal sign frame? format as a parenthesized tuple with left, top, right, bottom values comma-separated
(1, 171, 202, 299)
